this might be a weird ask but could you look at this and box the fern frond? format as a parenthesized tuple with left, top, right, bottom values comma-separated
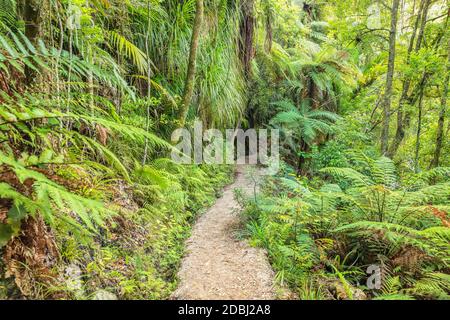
(321, 167, 374, 187)
(108, 31, 150, 75)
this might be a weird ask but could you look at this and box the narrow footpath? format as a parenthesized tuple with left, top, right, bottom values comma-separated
(172, 163, 276, 300)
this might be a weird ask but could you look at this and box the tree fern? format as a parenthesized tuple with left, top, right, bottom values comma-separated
(0, 0, 16, 31)
(320, 167, 374, 187)
(270, 99, 339, 145)
(0, 150, 116, 247)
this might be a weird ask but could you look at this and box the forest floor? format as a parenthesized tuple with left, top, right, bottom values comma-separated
(172, 161, 280, 300)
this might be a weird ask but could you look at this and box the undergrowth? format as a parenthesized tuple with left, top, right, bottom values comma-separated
(1, 161, 233, 300)
(239, 150, 450, 300)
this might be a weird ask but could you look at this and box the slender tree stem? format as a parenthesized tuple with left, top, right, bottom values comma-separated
(178, 0, 204, 128)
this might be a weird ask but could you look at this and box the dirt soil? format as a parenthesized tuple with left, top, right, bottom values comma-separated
(172, 163, 276, 300)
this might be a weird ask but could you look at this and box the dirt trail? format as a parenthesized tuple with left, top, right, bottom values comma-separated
(172, 163, 276, 300)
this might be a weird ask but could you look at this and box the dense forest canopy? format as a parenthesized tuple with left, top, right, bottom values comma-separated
(0, 0, 449, 300)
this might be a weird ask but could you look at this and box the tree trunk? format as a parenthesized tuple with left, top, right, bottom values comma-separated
(414, 0, 432, 52)
(309, 78, 320, 109)
(380, 0, 400, 155)
(388, 0, 431, 158)
(430, 40, 450, 168)
(414, 85, 425, 173)
(263, 0, 273, 53)
(23, 0, 41, 85)
(143, 0, 152, 165)
(240, 0, 256, 130)
(296, 140, 310, 176)
(388, 0, 425, 158)
(239, 0, 256, 78)
(178, 0, 204, 128)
